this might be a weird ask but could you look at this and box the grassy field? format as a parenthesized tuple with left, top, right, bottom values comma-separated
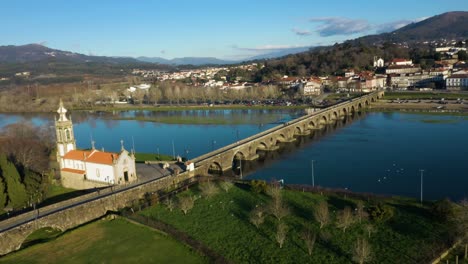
(139, 183, 452, 264)
(134, 152, 174, 162)
(0, 218, 206, 264)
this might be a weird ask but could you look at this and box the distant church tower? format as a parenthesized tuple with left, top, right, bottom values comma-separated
(55, 100, 76, 167)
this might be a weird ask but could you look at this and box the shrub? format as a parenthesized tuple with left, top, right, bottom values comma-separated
(367, 202, 394, 223)
(250, 180, 267, 194)
(431, 198, 455, 222)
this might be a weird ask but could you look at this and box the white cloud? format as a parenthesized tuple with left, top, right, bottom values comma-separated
(309, 17, 371, 37)
(292, 28, 312, 36)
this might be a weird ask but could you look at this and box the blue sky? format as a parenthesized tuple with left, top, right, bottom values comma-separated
(2, 0, 467, 60)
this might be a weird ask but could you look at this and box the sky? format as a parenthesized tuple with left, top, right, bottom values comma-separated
(1, 0, 467, 60)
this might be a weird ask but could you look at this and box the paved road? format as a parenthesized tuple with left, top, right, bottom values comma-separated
(0, 163, 184, 233)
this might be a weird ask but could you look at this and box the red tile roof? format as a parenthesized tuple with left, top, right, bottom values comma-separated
(63, 150, 119, 165)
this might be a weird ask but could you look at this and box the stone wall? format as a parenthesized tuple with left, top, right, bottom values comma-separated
(61, 171, 110, 190)
(0, 171, 195, 256)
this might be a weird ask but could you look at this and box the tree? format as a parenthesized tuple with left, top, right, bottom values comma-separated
(276, 222, 288, 248)
(0, 154, 28, 209)
(353, 238, 372, 264)
(365, 224, 375, 238)
(198, 181, 219, 198)
(219, 181, 234, 193)
(0, 176, 6, 211)
(164, 196, 176, 212)
(455, 200, 468, 259)
(268, 193, 289, 221)
(458, 50, 467, 61)
(249, 205, 265, 228)
(431, 198, 455, 222)
(314, 200, 330, 229)
(301, 228, 316, 256)
(178, 195, 194, 215)
(337, 206, 354, 233)
(356, 201, 368, 223)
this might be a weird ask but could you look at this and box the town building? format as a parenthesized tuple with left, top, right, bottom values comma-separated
(298, 78, 322, 95)
(55, 100, 137, 189)
(373, 57, 384, 67)
(446, 73, 468, 90)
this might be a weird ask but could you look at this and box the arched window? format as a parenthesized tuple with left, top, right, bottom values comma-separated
(57, 130, 62, 142)
(96, 169, 100, 177)
(66, 129, 71, 140)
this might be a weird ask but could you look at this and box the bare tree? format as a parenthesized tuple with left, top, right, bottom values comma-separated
(314, 200, 330, 229)
(164, 196, 175, 212)
(356, 201, 368, 223)
(276, 222, 288, 248)
(219, 181, 234, 193)
(249, 205, 266, 228)
(455, 200, 468, 259)
(301, 228, 317, 256)
(352, 238, 372, 264)
(269, 195, 289, 221)
(199, 181, 219, 198)
(365, 224, 375, 238)
(267, 183, 282, 200)
(337, 206, 355, 233)
(178, 196, 194, 215)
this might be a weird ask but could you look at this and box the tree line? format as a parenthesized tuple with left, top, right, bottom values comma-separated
(0, 122, 54, 212)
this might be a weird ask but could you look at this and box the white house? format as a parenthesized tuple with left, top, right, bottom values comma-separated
(55, 100, 137, 189)
(373, 57, 384, 67)
(446, 73, 468, 90)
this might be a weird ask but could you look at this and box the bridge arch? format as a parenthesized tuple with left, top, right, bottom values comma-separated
(358, 103, 363, 111)
(208, 162, 223, 175)
(331, 111, 338, 120)
(275, 133, 287, 145)
(341, 107, 347, 116)
(365, 100, 369, 106)
(232, 151, 246, 174)
(319, 115, 327, 127)
(294, 126, 302, 135)
(371, 97, 376, 103)
(308, 120, 316, 129)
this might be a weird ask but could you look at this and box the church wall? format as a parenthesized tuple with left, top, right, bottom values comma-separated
(61, 171, 109, 190)
(114, 152, 137, 184)
(85, 163, 115, 183)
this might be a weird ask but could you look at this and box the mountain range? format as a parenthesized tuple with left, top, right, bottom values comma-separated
(0, 11, 466, 69)
(136, 46, 312, 65)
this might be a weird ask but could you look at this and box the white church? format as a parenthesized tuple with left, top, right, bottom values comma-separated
(55, 100, 137, 189)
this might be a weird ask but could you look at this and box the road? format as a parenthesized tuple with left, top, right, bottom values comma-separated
(0, 163, 180, 233)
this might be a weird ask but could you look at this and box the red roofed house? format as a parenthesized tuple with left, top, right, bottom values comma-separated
(55, 100, 136, 189)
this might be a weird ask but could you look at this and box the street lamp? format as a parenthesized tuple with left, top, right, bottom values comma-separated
(420, 169, 424, 204)
(311, 160, 315, 187)
(212, 140, 216, 151)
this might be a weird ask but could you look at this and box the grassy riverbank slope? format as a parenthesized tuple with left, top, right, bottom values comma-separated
(139, 182, 453, 264)
(0, 218, 205, 264)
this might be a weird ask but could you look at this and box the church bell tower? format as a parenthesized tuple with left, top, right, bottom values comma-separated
(55, 99, 76, 165)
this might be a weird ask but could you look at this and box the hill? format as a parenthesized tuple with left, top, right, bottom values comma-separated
(137, 56, 235, 66)
(252, 11, 468, 80)
(357, 11, 468, 44)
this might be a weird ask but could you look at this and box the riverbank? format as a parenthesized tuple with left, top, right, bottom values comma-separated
(371, 100, 468, 114)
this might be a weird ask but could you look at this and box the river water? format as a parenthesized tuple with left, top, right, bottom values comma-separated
(0, 109, 466, 200)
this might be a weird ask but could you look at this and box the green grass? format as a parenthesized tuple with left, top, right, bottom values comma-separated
(21, 227, 63, 249)
(383, 92, 468, 100)
(134, 152, 174, 162)
(441, 244, 468, 264)
(0, 218, 206, 264)
(139, 184, 452, 264)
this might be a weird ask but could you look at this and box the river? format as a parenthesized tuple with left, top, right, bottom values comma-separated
(0, 109, 466, 200)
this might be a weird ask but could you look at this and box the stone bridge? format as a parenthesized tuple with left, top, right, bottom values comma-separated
(191, 91, 384, 175)
(0, 91, 383, 256)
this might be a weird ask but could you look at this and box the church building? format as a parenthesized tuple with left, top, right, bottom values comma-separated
(55, 100, 137, 189)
